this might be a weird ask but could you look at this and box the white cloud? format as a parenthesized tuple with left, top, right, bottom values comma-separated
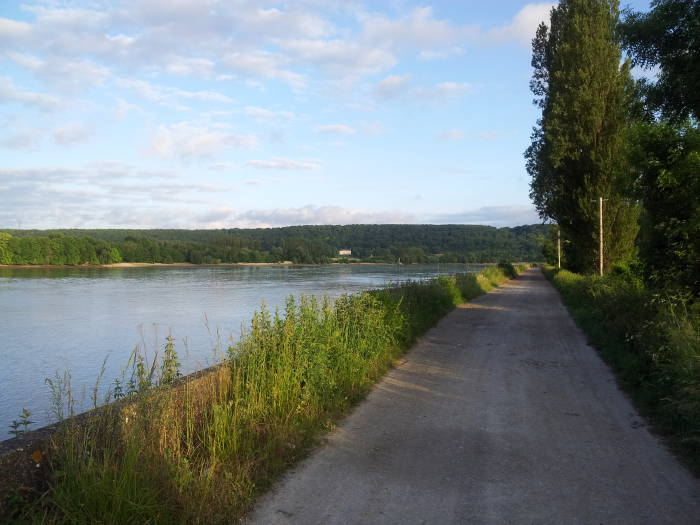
(419, 47, 465, 60)
(436, 129, 465, 141)
(281, 38, 396, 79)
(53, 122, 91, 145)
(373, 74, 411, 99)
(361, 7, 466, 57)
(26, 6, 108, 30)
(0, 76, 63, 111)
(232, 6, 332, 40)
(430, 205, 541, 227)
(243, 106, 297, 120)
(115, 98, 146, 119)
(5, 51, 42, 69)
(316, 124, 357, 135)
(44, 59, 109, 93)
(7, 52, 109, 93)
(0, 17, 31, 44)
(0, 163, 239, 228)
(415, 81, 471, 101)
(2, 1, 554, 100)
(116, 77, 234, 109)
(490, 3, 555, 45)
(130, 0, 332, 43)
(235, 205, 415, 228)
(0, 165, 420, 228)
(1, 131, 41, 151)
(372, 77, 471, 104)
(221, 51, 306, 89)
(0, 163, 540, 229)
(245, 158, 320, 170)
(164, 55, 215, 77)
(361, 121, 386, 135)
(150, 121, 257, 159)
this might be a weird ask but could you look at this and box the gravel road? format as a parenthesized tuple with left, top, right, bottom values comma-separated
(247, 268, 700, 524)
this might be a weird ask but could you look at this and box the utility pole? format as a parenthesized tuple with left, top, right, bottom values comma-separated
(598, 197, 604, 276)
(557, 227, 561, 269)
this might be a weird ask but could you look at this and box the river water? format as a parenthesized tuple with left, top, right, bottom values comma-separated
(0, 263, 482, 439)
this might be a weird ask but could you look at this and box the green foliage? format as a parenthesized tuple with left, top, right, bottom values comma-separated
(620, 0, 700, 123)
(17, 266, 520, 523)
(160, 336, 182, 386)
(0, 225, 550, 265)
(45, 370, 75, 422)
(526, 0, 640, 273)
(0, 232, 12, 265)
(8, 408, 33, 438)
(544, 266, 700, 472)
(629, 121, 700, 298)
(0, 234, 123, 265)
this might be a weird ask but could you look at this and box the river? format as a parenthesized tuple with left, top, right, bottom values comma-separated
(0, 263, 483, 439)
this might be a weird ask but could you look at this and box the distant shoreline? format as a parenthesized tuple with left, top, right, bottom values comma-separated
(0, 261, 410, 269)
(0, 262, 309, 269)
(0, 261, 497, 270)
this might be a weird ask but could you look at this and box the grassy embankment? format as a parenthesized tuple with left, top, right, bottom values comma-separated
(10, 264, 525, 523)
(543, 266, 700, 473)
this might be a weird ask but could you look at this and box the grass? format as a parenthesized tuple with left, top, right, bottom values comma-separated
(6, 264, 524, 524)
(543, 266, 700, 474)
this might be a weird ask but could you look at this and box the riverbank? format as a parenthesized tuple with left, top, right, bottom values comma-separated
(1, 262, 494, 439)
(1, 264, 525, 522)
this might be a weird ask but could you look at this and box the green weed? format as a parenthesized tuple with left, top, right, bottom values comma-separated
(8, 409, 33, 438)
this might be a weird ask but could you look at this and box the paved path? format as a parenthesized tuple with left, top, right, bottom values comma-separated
(247, 269, 700, 524)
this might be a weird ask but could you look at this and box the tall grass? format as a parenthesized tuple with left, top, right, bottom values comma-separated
(11, 265, 522, 524)
(543, 266, 700, 473)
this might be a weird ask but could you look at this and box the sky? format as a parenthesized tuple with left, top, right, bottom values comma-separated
(0, 0, 651, 229)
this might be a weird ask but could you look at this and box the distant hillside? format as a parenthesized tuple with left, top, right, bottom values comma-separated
(0, 224, 551, 265)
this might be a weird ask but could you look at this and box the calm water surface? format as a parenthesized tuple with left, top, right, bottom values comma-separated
(0, 263, 482, 438)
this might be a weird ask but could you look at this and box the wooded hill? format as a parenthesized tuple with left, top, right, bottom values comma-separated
(0, 224, 550, 265)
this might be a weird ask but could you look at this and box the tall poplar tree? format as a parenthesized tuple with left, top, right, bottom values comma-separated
(526, 0, 639, 273)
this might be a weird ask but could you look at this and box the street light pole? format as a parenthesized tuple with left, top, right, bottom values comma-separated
(598, 197, 604, 276)
(557, 227, 561, 269)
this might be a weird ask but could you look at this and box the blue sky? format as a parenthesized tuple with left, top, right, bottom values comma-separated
(0, 0, 651, 229)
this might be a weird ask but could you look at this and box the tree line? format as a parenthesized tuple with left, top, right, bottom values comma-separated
(528, 0, 699, 298)
(0, 224, 550, 266)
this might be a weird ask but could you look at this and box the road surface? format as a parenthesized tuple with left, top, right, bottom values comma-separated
(247, 269, 700, 524)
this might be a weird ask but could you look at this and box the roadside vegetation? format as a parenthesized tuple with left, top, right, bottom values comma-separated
(527, 0, 699, 473)
(4, 264, 525, 523)
(544, 266, 700, 472)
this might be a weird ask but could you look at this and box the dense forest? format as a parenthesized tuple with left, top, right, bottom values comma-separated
(0, 224, 550, 265)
